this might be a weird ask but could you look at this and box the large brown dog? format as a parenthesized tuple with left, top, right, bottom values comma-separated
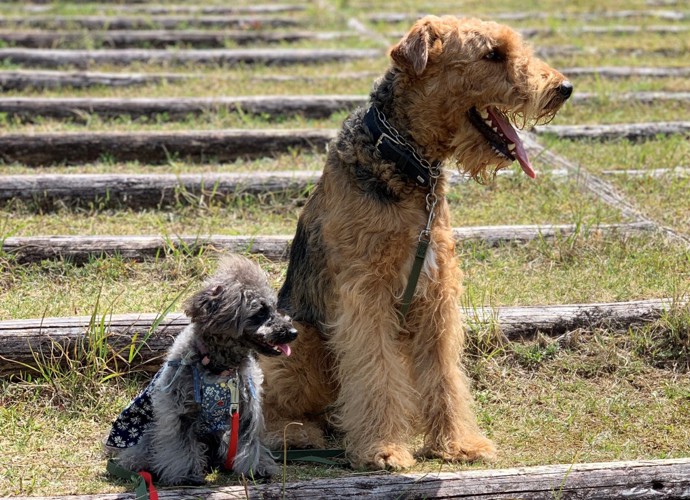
(262, 15, 572, 469)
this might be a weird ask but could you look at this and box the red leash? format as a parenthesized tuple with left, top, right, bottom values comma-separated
(224, 411, 240, 470)
(137, 470, 158, 500)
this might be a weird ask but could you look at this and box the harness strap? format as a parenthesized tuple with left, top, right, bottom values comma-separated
(107, 459, 158, 500)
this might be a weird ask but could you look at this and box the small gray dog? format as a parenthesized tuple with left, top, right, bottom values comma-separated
(105, 254, 297, 485)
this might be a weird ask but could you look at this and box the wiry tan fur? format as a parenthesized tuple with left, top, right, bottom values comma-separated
(262, 16, 571, 470)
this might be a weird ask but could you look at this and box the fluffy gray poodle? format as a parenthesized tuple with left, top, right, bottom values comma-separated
(105, 254, 297, 485)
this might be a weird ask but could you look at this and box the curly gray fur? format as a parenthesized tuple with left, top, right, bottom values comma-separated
(106, 254, 297, 485)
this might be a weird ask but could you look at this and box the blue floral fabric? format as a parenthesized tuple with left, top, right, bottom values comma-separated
(106, 363, 241, 449)
(106, 371, 160, 449)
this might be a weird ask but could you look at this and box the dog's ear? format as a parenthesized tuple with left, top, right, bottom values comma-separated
(390, 18, 440, 76)
(184, 284, 224, 322)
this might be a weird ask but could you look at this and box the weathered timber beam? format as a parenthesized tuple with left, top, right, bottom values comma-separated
(0, 129, 337, 166)
(1, 223, 655, 264)
(0, 162, 552, 207)
(0, 15, 301, 30)
(8, 458, 690, 499)
(602, 167, 690, 177)
(0, 30, 351, 49)
(3, 92, 690, 121)
(0, 96, 367, 120)
(99, 4, 306, 15)
(368, 10, 690, 23)
(571, 91, 690, 104)
(3, 120, 669, 168)
(0, 48, 382, 69)
(0, 171, 321, 209)
(0, 69, 184, 91)
(0, 298, 682, 375)
(2, 66, 682, 92)
(576, 24, 690, 34)
(535, 121, 690, 141)
(562, 66, 690, 79)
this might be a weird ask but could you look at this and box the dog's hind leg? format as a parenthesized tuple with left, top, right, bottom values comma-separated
(262, 323, 338, 450)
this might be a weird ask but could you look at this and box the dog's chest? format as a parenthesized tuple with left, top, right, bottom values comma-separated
(197, 371, 241, 434)
(105, 364, 246, 450)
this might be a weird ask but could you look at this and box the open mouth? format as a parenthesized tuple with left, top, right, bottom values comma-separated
(250, 337, 292, 357)
(467, 106, 536, 178)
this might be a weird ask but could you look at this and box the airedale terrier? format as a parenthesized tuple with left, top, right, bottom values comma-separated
(262, 15, 572, 469)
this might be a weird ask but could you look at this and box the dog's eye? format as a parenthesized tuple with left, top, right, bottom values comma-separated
(483, 50, 504, 62)
(250, 306, 271, 325)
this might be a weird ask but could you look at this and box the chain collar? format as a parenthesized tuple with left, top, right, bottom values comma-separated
(363, 106, 444, 320)
(364, 106, 442, 189)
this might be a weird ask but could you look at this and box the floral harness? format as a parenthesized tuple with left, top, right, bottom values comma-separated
(106, 353, 249, 470)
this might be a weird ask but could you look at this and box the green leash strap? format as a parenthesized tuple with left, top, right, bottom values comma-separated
(106, 459, 153, 500)
(272, 448, 349, 466)
(399, 236, 430, 321)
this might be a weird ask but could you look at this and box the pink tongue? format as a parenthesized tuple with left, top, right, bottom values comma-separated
(486, 107, 536, 179)
(276, 344, 292, 356)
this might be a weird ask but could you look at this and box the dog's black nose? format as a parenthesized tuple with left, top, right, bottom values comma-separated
(559, 81, 573, 99)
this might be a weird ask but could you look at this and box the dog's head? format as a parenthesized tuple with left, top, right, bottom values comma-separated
(183, 254, 297, 366)
(388, 15, 572, 180)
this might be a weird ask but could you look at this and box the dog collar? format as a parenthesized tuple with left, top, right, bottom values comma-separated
(363, 106, 441, 188)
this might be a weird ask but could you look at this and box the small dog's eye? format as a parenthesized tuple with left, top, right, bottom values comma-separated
(484, 50, 504, 62)
(250, 306, 271, 325)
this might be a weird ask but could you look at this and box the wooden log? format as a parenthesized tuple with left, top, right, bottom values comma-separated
(577, 24, 690, 34)
(562, 66, 690, 79)
(0, 30, 351, 49)
(0, 69, 184, 91)
(103, 4, 306, 15)
(0, 129, 337, 166)
(602, 167, 690, 177)
(0, 171, 321, 209)
(1, 223, 656, 264)
(368, 9, 690, 23)
(3, 92, 689, 121)
(0, 48, 382, 69)
(572, 91, 690, 104)
(0, 96, 367, 120)
(7, 458, 690, 499)
(535, 121, 690, 142)
(0, 15, 301, 30)
(0, 298, 683, 376)
(2, 234, 294, 264)
(2, 165, 571, 208)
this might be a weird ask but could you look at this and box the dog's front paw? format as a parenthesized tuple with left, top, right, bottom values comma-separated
(423, 435, 496, 463)
(254, 453, 279, 478)
(351, 443, 416, 471)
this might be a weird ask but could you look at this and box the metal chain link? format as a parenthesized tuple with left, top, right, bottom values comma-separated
(371, 107, 441, 241)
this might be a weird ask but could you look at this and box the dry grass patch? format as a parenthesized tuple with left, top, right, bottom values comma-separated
(2, 321, 689, 496)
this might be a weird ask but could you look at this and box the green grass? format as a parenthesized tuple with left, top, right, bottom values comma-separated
(1, 233, 686, 320)
(2, 319, 689, 496)
(0, 169, 623, 238)
(1, 0, 690, 495)
(543, 137, 690, 235)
